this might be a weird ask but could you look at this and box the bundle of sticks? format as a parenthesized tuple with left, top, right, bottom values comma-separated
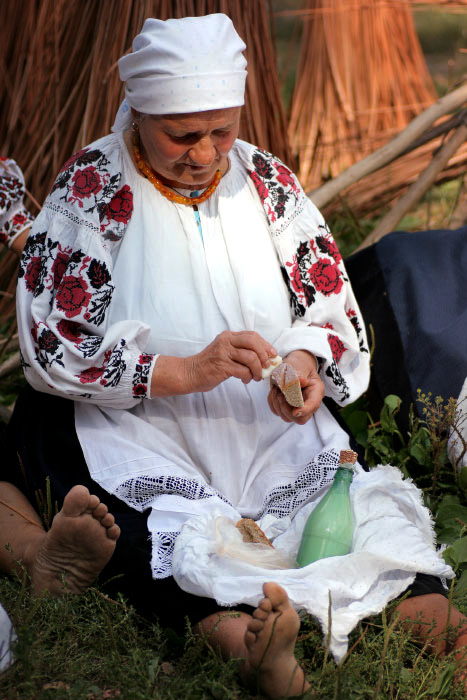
(0, 0, 291, 324)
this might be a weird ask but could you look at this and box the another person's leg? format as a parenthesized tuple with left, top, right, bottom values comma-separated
(0, 480, 119, 595)
(396, 594, 467, 674)
(198, 583, 310, 699)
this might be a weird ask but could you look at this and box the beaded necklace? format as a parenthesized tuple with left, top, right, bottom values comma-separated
(132, 131, 222, 206)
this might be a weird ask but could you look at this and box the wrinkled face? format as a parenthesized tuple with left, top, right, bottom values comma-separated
(133, 106, 241, 189)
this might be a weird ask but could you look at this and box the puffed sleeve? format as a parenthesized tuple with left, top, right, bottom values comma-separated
(0, 158, 35, 248)
(244, 143, 370, 405)
(16, 136, 157, 408)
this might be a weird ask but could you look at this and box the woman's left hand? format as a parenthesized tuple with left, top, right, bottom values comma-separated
(267, 349, 324, 425)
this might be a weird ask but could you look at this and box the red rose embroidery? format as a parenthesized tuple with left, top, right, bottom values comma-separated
(59, 149, 87, 174)
(51, 250, 70, 290)
(78, 366, 105, 384)
(139, 353, 153, 364)
(71, 166, 102, 199)
(107, 185, 133, 224)
(57, 319, 82, 343)
(56, 275, 92, 318)
(286, 257, 304, 294)
(327, 333, 346, 363)
(308, 258, 343, 296)
(24, 256, 42, 292)
(250, 171, 269, 202)
(133, 383, 147, 397)
(276, 164, 294, 188)
(12, 213, 27, 226)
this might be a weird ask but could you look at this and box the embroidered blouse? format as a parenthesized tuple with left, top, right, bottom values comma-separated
(16, 132, 370, 578)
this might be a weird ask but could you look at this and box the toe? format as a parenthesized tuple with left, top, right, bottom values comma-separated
(263, 582, 289, 610)
(93, 503, 109, 520)
(107, 524, 121, 540)
(62, 485, 92, 516)
(100, 512, 115, 528)
(259, 597, 273, 613)
(253, 608, 269, 621)
(248, 619, 265, 633)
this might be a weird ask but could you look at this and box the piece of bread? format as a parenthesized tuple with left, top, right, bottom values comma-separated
(261, 355, 283, 379)
(270, 363, 305, 408)
(235, 518, 274, 547)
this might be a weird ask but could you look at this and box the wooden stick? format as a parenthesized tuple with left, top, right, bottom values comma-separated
(309, 82, 467, 208)
(356, 122, 467, 249)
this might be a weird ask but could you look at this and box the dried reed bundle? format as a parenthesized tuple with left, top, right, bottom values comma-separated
(0, 0, 291, 323)
(288, 0, 437, 192)
(324, 134, 467, 218)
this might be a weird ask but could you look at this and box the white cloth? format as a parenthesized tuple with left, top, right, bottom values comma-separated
(448, 376, 467, 471)
(0, 158, 34, 248)
(0, 602, 16, 672)
(173, 464, 453, 662)
(118, 15, 247, 115)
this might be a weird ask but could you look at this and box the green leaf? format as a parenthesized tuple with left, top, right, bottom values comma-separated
(425, 662, 455, 697)
(442, 536, 467, 570)
(380, 394, 401, 434)
(458, 467, 467, 493)
(408, 427, 432, 466)
(453, 569, 467, 598)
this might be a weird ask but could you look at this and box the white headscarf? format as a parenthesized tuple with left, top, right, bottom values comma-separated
(117, 14, 247, 123)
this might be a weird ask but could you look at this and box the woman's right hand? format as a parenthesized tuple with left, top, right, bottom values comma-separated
(150, 331, 278, 397)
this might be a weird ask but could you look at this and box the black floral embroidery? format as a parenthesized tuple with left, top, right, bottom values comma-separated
(0, 176, 24, 214)
(101, 339, 127, 388)
(78, 335, 104, 358)
(132, 353, 153, 398)
(325, 362, 350, 403)
(249, 149, 302, 227)
(36, 325, 64, 371)
(346, 308, 369, 354)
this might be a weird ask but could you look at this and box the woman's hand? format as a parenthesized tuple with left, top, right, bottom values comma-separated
(267, 349, 324, 425)
(150, 331, 278, 397)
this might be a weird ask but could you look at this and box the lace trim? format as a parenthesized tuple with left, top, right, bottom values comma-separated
(256, 449, 339, 519)
(115, 474, 229, 511)
(152, 530, 179, 579)
(132, 450, 341, 579)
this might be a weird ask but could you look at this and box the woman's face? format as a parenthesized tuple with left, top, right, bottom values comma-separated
(134, 106, 241, 189)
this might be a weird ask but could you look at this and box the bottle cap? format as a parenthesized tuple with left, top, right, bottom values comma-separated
(339, 449, 358, 470)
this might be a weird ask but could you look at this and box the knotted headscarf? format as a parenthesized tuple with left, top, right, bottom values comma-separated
(118, 14, 247, 117)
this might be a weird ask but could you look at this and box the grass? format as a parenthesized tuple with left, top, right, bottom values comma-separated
(2, 574, 467, 700)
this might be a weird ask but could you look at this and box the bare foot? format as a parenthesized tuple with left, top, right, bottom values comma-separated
(25, 485, 120, 596)
(244, 582, 310, 698)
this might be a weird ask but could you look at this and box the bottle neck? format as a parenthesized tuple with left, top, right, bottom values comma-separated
(332, 466, 354, 487)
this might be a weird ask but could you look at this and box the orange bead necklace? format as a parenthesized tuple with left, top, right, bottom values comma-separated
(132, 131, 222, 206)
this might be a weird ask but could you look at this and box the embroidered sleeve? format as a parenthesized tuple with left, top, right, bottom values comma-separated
(16, 139, 156, 408)
(246, 145, 370, 405)
(0, 158, 35, 248)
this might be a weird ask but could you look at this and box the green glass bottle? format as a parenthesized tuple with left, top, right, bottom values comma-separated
(296, 450, 357, 567)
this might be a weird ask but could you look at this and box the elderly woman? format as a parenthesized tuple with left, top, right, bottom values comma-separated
(1, 14, 467, 698)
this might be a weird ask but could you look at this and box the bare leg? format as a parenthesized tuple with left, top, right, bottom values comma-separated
(0, 481, 120, 596)
(198, 582, 310, 699)
(395, 593, 467, 684)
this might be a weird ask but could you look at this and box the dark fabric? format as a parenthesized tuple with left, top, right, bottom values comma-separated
(403, 572, 447, 599)
(1, 383, 253, 632)
(345, 226, 467, 432)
